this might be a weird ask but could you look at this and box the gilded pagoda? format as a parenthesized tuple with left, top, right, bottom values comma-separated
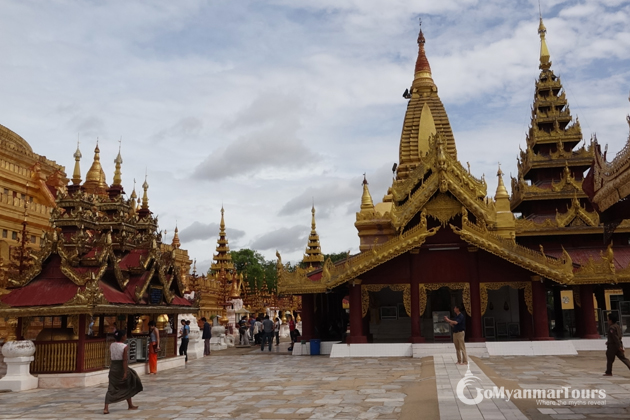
(0, 143, 197, 374)
(278, 20, 630, 344)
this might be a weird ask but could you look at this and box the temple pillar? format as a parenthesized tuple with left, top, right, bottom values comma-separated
(579, 284, 600, 339)
(467, 247, 483, 342)
(518, 289, 533, 339)
(574, 287, 584, 338)
(409, 253, 424, 343)
(301, 294, 315, 341)
(76, 314, 86, 372)
(594, 286, 606, 311)
(347, 280, 367, 343)
(552, 287, 565, 338)
(531, 277, 552, 340)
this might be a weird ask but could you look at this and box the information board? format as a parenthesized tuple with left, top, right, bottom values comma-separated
(149, 288, 163, 304)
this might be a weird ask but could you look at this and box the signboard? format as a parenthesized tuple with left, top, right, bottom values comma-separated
(149, 287, 163, 305)
(560, 290, 574, 310)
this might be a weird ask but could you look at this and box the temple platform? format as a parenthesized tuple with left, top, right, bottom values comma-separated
(329, 339, 607, 358)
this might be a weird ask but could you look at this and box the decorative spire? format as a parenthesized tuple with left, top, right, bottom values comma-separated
(211, 206, 235, 273)
(360, 174, 374, 212)
(413, 19, 436, 91)
(72, 140, 82, 185)
(141, 174, 149, 210)
(83, 141, 108, 194)
(302, 205, 324, 269)
(172, 225, 181, 249)
(495, 164, 509, 200)
(129, 179, 137, 213)
(112, 141, 123, 186)
(538, 17, 551, 70)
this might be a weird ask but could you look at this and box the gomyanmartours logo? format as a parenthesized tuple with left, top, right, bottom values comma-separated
(456, 364, 606, 406)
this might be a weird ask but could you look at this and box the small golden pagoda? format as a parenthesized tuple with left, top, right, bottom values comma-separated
(302, 205, 324, 269)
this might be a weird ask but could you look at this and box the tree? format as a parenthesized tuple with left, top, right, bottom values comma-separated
(323, 252, 351, 264)
(230, 248, 278, 291)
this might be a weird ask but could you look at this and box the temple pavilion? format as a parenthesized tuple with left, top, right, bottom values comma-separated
(278, 20, 630, 344)
(0, 143, 196, 374)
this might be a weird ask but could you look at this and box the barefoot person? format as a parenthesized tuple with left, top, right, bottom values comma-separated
(147, 320, 160, 374)
(104, 330, 143, 414)
(444, 305, 467, 365)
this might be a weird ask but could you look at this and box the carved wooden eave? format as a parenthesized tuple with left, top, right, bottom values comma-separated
(451, 216, 574, 284)
(518, 144, 592, 175)
(511, 176, 587, 209)
(526, 120, 581, 148)
(589, 132, 630, 212)
(134, 264, 157, 302)
(555, 197, 599, 228)
(277, 221, 439, 295)
(390, 133, 492, 231)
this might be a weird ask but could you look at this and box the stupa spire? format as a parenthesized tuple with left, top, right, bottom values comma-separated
(538, 16, 552, 70)
(495, 164, 509, 200)
(83, 140, 108, 194)
(112, 140, 123, 187)
(412, 20, 436, 91)
(129, 179, 137, 213)
(172, 224, 181, 249)
(360, 174, 374, 212)
(302, 204, 324, 269)
(72, 140, 82, 186)
(141, 174, 149, 210)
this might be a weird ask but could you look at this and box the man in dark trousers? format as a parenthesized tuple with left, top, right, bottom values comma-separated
(201, 317, 212, 356)
(261, 315, 274, 352)
(179, 319, 190, 362)
(444, 305, 467, 365)
(604, 312, 630, 376)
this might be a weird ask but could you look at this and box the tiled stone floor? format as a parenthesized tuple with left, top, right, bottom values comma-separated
(0, 345, 423, 419)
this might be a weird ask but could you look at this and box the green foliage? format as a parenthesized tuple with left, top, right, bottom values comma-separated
(230, 248, 278, 291)
(323, 252, 350, 264)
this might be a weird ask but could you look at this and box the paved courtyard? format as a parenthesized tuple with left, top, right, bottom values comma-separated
(1, 346, 630, 420)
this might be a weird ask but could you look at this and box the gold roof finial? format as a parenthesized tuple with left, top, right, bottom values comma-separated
(538, 16, 552, 70)
(360, 174, 374, 211)
(84, 140, 108, 193)
(112, 138, 123, 186)
(129, 178, 137, 213)
(303, 203, 324, 268)
(495, 163, 509, 200)
(172, 224, 181, 249)
(413, 18, 435, 90)
(220, 205, 226, 235)
(311, 203, 317, 231)
(141, 173, 149, 210)
(72, 138, 82, 185)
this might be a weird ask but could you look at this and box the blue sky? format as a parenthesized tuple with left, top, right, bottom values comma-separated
(0, 0, 629, 272)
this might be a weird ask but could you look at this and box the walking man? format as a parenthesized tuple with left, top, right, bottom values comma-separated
(201, 317, 212, 356)
(261, 315, 274, 351)
(444, 305, 467, 365)
(604, 312, 630, 376)
(178, 319, 190, 362)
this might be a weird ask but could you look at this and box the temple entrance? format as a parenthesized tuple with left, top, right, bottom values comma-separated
(368, 288, 409, 343)
(482, 286, 521, 340)
(423, 287, 462, 342)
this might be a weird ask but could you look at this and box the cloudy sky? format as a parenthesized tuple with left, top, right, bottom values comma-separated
(1, 0, 629, 272)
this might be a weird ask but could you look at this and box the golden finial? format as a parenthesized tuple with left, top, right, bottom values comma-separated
(360, 174, 374, 211)
(311, 203, 317, 231)
(220, 206, 226, 234)
(72, 138, 82, 185)
(172, 224, 181, 249)
(141, 173, 149, 210)
(538, 16, 551, 70)
(413, 17, 435, 89)
(112, 139, 123, 186)
(495, 163, 509, 199)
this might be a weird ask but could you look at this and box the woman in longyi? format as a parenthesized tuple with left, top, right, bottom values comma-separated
(103, 329, 143, 414)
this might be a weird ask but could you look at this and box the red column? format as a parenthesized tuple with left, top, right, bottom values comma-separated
(467, 248, 483, 342)
(76, 314, 86, 372)
(579, 285, 600, 339)
(531, 277, 553, 340)
(347, 281, 367, 343)
(410, 253, 424, 343)
(301, 294, 315, 341)
(518, 289, 533, 339)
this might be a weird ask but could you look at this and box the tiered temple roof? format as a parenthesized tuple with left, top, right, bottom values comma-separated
(511, 18, 594, 232)
(0, 143, 195, 317)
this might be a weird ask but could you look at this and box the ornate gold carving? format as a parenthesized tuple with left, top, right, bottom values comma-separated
(555, 196, 599, 228)
(361, 284, 410, 318)
(573, 243, 616, 284)
(6, 317, 17, 341)
(277, 221, 439, 294)
(590, 132, 630, 212)
(452, 218, 574, 284)
(65, 280, 108, 310)
(424, 193, 461, 227)
(551, 165, 583, 192)
(480, 282, 532, 316)
(68, 314, 79, 336)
